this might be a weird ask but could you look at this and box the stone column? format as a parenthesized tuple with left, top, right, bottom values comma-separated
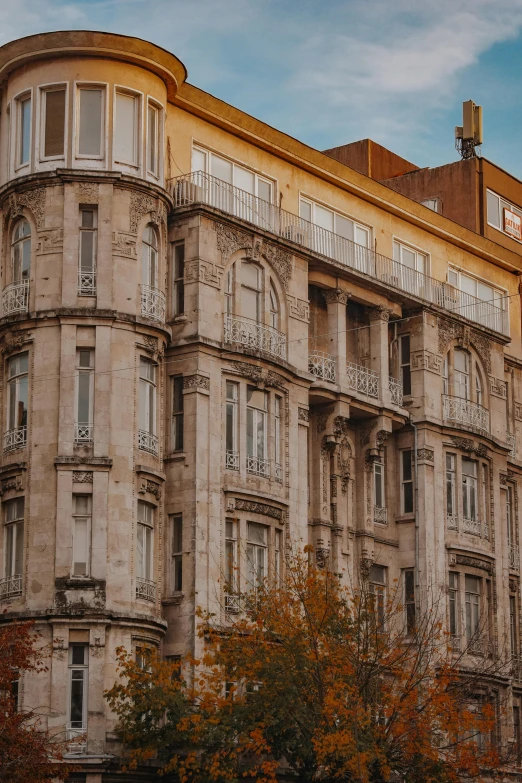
(369, 306, 391, 405)
(324, 288, 349, 387)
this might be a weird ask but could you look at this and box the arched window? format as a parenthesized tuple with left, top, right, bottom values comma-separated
(454, 349, 469, 399)
(142, 225, 158, 289)
(12, 221, 31, 282)
(269, 281, 279, 329)
(241, 261, 261, 322)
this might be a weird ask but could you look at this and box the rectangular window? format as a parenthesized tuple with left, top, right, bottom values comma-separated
(275, 528, 282, 583)
(139, 358, 157, 440)
(114, 90, 139, 166)
(393, 240, 428, 275)
(225, 381, 239, 470)
(446, 454, 456, 519)
(68, 644, 88, 733)
(171, 243, 185, 316)
(4, 498, 24, 582)
(78, 207, 97, 295)
(514, 705, 521, 763)
(75, 350, 94, 442)
(511, 594, 518, 657)
(404, 568, 415, 634)
(507, 486, 514, 546)
(137, 501, 154, 581)
(399, 335, 411, 396)
(274, 395, 282, 479)
(7, 353, 28, 436)
(374, 462, 385, 509)
(224, 265, 234, 316)
(193, 146, 275, 204)
(147, 102, 159, 176)
(247, 387, 268, 476)
(43, 88, 66, 158)
(462, 459, 478, 521)
(246, 522, 267, 588)
(18, 95, 31, 166)
(299, 198, 370, 248)
(171, 514, 182, 592)
(171, 376, 184, 452)
(369, 565, 386, 628)
(72, 495, 91, 577)
(449, 572, 459, 637)
(400, 449, 413, 514)
(487, 188, 522, 242)
(465, 575, 480, 640)
(482, 464, 489, 530)
(78, 87, 103, 157)
(225, 518, 237, 610)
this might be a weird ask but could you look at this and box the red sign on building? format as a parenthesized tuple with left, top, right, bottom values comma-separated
(504, 207, 522, 240)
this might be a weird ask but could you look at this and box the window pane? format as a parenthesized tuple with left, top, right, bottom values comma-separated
(192, 147, 206, 172)
(234, 165, 255, 194)
(20, 98, 31, 165)
(211, 154, 232, 183)
(257, 179, 271, 202)
(77, 371, 91, 422)
(300, 200, 312, 222)
(402, 450, 412, 482)
(355, 225, 370, 247)
(79, 89, 102, 156)
(147, 104, 158, 174)
(44, 89, 66, 157)
(73, 518, 88, 576)
(487, 191, 500, 228)
(80, 231, 95, 271)
(402, 247, 416, 269)
(335, 215, 353, 240)
(248, 522, 267, 545)
(114, 92, 137, 164)
(70, 672, 84, 723)
(315, 204, 334, 231)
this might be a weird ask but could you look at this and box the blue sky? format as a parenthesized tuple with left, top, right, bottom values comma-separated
(1, 0, 522, 176)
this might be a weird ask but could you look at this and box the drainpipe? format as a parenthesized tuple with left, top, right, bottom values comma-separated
(411, 419, 420, 609)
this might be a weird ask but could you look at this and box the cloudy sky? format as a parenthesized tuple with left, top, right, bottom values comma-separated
(1, 0, 521, 176)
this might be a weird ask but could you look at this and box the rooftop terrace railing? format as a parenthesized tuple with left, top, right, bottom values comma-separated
(169, 172, 509, 337)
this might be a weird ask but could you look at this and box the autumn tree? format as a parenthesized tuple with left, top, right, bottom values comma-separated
(0, 616, 73, 783)
(106, 552, 511, 783)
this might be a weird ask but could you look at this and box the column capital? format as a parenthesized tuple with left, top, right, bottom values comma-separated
(369, 305, 392, 322)
(324, 287, 349, 306)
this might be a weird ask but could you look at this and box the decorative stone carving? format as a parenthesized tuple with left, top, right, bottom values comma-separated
(78, 182, 99, 202)
(438, 318, 464, 356)
(416, 448, 435, 463)
(453, 553, 493, 574)
(359, 422, 373, 447)
(315, 540, 330, 569)
(437, 318, 492, 373)
(449, 436, 488, 458)
(369, 305, 391, 322)
(323, 288, 349, 306)
(185, 259, 224, 289)
(489, 377, 507, 398)
(72, 472, 93, 484)
(510, 578, 519, 593)
(112, 231, 137, 258)
(138, 480, 161, 500)
(376, 430, 389, 448)
(183, 374, 210, 391)
(266, 371, 286, 390)
(143, 336, 158, 353)
(129, 191, 158, 234)
(256, 240, 292, 291)
(298, 407, 309, 423)
(4, 187, 46, 229)
(225, 361, 263, 384)
(37, 228, 63, 255)
(515, 402, 522, 422)
(0, 331, 30, 355)
(233, 498, 283, 520)
(332, 416, 350, 438)
(215, 222, 253, 261)
(0, 476, 23, 494)
(287, 294, 310, 322)
(500, 473, 508, 487)
(470, 331, 492, 374)
(411, 350, 442, 373)
(316, 405, 335, 434)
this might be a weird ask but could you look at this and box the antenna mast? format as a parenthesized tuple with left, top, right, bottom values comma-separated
(455, 100, 483, 159)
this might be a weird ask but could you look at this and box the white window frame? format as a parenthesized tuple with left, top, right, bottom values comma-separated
(392, 238, 429, 275)
(246, 387, 267, 461)
(487, 188, 522, 243)
(462, 458, 478, 522)
(72, 494, 92, 578)
(191, 144, 276, 203)
(464, 574, 481, 640)
(373, 461, 385, 510)
(78, 207, 97, 296)
(369, 565, 387, 628)
(400, 449, 413, 515)
(112, 86, 142, 172)
(171, 242, 185, 317)
(37, 83, 68, 165)
(299, 195, 372, 247)
(7, 353, 28, 433)
(139, 358, 157, 437)
(4, 498, 24, 581)
(225, 381, 239, 466)
(137, 501, 154, 582)
(146, 98, 163, 181)
(75, 349, 94, 440)
(73, 82, 108, 166)
(274, 395, 282, 473)
(13, 90, 32, 173)
(446, 453, 457, 520)
(449, 571, 459, 638)
(225, 518, 238, 605)
(447, 263, 508, 312)
(246, 521, 268, 589)
(68, 644, 88, 734)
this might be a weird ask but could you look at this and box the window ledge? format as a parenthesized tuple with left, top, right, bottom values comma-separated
(164, 452, 186, 463)
(162, 593, 184, 606)
(395, 514, 416, 524)
(171, 314, 188, 324)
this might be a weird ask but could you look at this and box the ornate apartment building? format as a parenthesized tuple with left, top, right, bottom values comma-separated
(0, 29, 522, 782)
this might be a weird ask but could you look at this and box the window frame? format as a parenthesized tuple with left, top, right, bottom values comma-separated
(373, 461, 385, 511)
(171, 513, 183, 593)
(171, 242, 185, 317)
(369, 564, 387, 629)
(68, 644, 89, 734)
(146, 98, 163, 180)
(246, 521, 268, 589)
(137, 501, 154, 583)
(225, 381, 239, 469)
(75, 349, 94, 442)
(38, 83, 68, 163)
(78, 207, 97, 296)
(6, 352, 29, 435)
(171, 375, 184, 452)
(400, 448, 414, 515)
(246, 387, 268, 463)
(112, 86, 142, 171)
(11, 220, 31, 284)
(14, 90, 32, 172)
(299, 194, 372, 247)
(225, 518, 238, 606)
(399, 334, 411, 396)
(392, 238, 429, 275)
(404, 568, 415, 634)
(72, 494, 92, 578)
(74, 82, 107, 164)
(447, 262, 507, 313)
(486, 188, 522, 243)
(446, 453, 457, 521)
(139, 358, 157, 438)
(192, 144, 276, 203)
(4, 497, 24, 581)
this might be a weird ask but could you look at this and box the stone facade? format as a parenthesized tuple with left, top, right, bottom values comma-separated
(0, 30, 521, 781)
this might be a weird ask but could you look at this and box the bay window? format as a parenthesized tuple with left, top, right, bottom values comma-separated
(136, 501, 154, 598)
(465, 575, 481, 641)
(12, 220, 31, 283)
(274, 395, 282, 481)
(246, 387, 268, 477)
(77, 86, 104, 158)
(241, 262, 262, 322)
(3, 498, 24, 596)
(72, 495, 91, 577)
(246, 522, 267, 588)
(138, 358, 157, 454)
(446, 454, 456, 522)
(42, 87, 66, 159)
(142, 225, 158, 289)
(462, 459, 478, 522)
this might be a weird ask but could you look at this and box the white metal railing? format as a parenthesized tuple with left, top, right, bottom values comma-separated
(507, 432, 516, 459)
(346, 362, 379, 398)
(442, 395, 490, 434)
(74, 423, 93, 444)
(136, 577, 156, 602)
(224, 314, 286, 361)
(374, 506, 387, 525)
(2, 279, 29, 316)
(78, 270, 96, 296)
(3, 426, 26, 453)
(389, 377, 403, 406)
(510, 544, 520, 572)
(169, 172, 509, 336)
(225, 450, 239, 471)
(309, 351, 336, 383)
(462, 516, 481, 537)
(66, 725, 87, 754)
(0, 575, 22, 598)
(246, 455, 270, 478)
(141, 285, 166, 323)
(138, 430, 159, 456)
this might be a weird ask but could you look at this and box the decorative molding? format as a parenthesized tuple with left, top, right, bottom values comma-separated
(332, 416, 350, 438)
(37, 228, 63, 255)
(450, 553, 493, 574)
(266, 370, 286, 390)
(138, 479, 161, 500)
(411, 349, 442, 373)
(287, 294, 310, 322)
(4, 187, 46, 229)
(323, 288, 349, 306)
(231, 498, 284, 521)
(0, 331, 31, 356)
(78, 181, 99, 202)
(215, 222, 253, 261)
(489, 376, 507, 399)
(185, 258, 224, 289)
(376, 430, 389, 448)
(298, 407, 309, 423)
(183, 374, 210, 392)
(437, 318, 492, 374)
(515, 402, 522, 422)
(500, 473, 508, 487)
(360, 422, 374, 447)
(510, 577, 519, 593)
(449, 436, 488, 458)
(438, 317, 464, 356)
(224, 361, 263, 384)
(129, 191, 159, 234)
(72, 471, 93, 484)
(137, 336, 164, 363)
(112, 231, 137, 258)
(416, 448, 434, 463)
(253, 239, 292, 291)
(471, 331, 492, 375)
(316, 405, 335, 434)
(369, 305, 391, 322)
(0, 476, 23, 494)
(315, 540, 330, 569)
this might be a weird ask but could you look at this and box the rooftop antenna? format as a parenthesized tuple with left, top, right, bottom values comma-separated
(455, 100, 483, 159)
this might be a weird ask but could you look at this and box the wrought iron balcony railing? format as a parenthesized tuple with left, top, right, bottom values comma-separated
(442, 394, 489, 434)
(3, 426, 26, 453)
(138, 429, 159, 456)
(346, 362, 379, 398)
(510, 544, 520, 572)
(136, 577, 156, 602)
(2, 279, 29, 316)
(78, 269, 96, 296)
(507, 432, 516, 459)
(389, 376, 403, 406)
(141, 284, 166, 323)
(374, 505, 387, 525)
(446, 515, 488, 539)
(0, 575, 22, 599)
(309, 351, 336, 383)
(246, 454, 270, 478)
(74, 423, 93, 444)
(462, 516, 481, 536)
(224, 314, 286, 361)
(466, 634, 494, 658)
(225, 449, 239, 471)
(169, 172, 509, 336)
